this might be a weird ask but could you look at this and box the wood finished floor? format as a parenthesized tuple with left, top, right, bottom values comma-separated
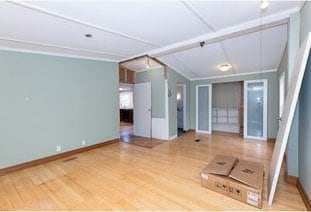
(0, 132, 306, 210)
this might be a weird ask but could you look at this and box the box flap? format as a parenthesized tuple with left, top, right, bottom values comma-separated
(229, 159, 264, 190)
(202, 155, 238, 176)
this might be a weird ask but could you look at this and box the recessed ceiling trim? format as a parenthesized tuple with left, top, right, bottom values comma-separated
(219, 42, 236, 74)
(148, 8, 297, 58)
(9, 1, 159, 48)
(183, 2, 237, 75)
(190, 69, 277, 81)
(0, 46, 119, 62)
(181, 1, 215, 31)
(0, 36, 128, 58)
(172, 55, 201, 78)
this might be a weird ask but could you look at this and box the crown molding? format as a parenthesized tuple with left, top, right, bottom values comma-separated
(190, 69, 277, 81)
(0, 36, 126, 61)
(0, 47, 119, 63)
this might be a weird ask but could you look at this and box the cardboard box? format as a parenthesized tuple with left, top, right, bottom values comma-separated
(200, 155, 264, 208)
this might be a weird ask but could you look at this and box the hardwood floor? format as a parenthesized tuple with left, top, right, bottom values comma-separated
(0, 132, 306, 210)
(120, 125, 165, 149)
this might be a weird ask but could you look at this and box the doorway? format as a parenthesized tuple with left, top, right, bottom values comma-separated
(212, 81, 243, 136)
(177, 83, 186, 136)
(244, 79, 268, 141)
(119, 83, 134, 139)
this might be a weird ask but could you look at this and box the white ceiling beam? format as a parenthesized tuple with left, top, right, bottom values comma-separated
(8, 1, 159, 48)
(148, 8, 298, 58)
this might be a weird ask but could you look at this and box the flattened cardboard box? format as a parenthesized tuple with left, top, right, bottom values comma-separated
(200, 155, 264, 208)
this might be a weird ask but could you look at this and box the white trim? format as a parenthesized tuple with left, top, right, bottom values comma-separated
(177, 83, 187, 132)
(196, 84, 212, 134)
(169, 135, 178, 140)
(164, 80, 170, 140)
(0, 36, 126, 57)
(0, 47, 119, 62)
(190, 69, 277, 81)
(244, 79, 268, 141)
(279, 72, 285, 118)
(183, 84, 187, 130)
(268, 33, 311, 206)
(9, 1, 158, 47)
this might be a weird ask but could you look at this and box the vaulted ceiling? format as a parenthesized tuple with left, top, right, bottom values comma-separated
(0, 1, 304, 79)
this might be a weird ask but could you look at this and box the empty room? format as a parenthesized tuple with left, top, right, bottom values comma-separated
(1, 1, 311, 211)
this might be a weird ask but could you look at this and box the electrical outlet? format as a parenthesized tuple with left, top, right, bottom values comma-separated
(56, 146, 61, 152)
(82, 140, 86, 146)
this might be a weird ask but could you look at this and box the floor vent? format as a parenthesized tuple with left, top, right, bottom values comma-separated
(194, 139, 201, 142)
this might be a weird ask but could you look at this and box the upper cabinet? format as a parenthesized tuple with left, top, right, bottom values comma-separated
(119, 66, 136, 84)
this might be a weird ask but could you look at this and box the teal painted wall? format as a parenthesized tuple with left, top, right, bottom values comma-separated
(0, 51, 119, 169)
(298, 1, 311, 200)
(287, 12, 301, 177)
(190, 71, 279, 138)
(168, 68, 190, 137)
(136, 68, 165, 118)
(136, 68, 191, 137)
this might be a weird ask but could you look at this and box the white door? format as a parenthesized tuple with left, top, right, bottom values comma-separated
(196, 84, 212, 133)
(244, 79, 267, 141)
(134, 82, 151, 138)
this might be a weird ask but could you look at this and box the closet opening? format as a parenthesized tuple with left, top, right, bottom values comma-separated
(212, 81, 244, 137)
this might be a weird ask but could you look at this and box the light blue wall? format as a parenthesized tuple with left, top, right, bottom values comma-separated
(298, 1, 311, 200)
(287, 12, 301, 177)
(168, 68, 190, 137)
(0, 51, 119, 169)
(136, 68, 165, 118)
(190, 71, 279, 138)
(136, 68, 191, 137)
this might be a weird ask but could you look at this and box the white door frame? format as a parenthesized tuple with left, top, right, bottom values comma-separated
(279, 72, 285, 119)
(244, 79, 268, 141)
(183, 84, 187, 130)
(177, 83, 187, 130)
(196, 84, 212, 134)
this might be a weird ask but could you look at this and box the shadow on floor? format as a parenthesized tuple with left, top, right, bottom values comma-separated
(120, 125, 165, 149)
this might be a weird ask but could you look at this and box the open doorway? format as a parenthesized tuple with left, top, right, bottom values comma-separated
(119, 83, 134, 139)
(177, 83, 186, 136)
(212, 81, 243, 136)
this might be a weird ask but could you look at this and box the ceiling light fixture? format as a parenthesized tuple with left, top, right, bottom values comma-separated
(218, 64, 231, 72)
(146, 57, 150, 69)
(260, 1, 269, 10)
(85, 34, 92, 38)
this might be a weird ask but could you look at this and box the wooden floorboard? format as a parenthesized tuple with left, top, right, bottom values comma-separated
(0, 131, 306, 210)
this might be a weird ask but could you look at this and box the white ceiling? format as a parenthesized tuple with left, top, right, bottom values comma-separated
(0, 1, 304, 79)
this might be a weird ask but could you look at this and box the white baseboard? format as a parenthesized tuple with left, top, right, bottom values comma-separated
(169, 135, 178, 140)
